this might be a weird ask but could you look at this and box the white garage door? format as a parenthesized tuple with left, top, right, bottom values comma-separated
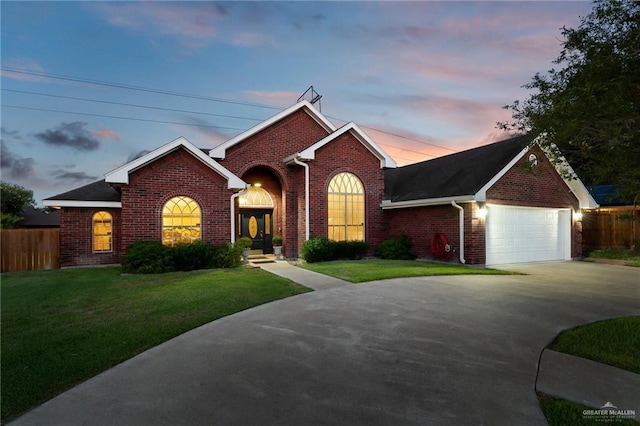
(485, 205, 571, 265)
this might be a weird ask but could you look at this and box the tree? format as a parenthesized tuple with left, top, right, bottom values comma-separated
(1, 181, 35, 228)
(498, 0, 640, 203)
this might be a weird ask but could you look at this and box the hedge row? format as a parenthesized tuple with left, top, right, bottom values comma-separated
(122, 240, 243, 273)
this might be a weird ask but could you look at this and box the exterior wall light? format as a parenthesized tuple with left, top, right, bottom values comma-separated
(476, 202, 487, 219)
(574, 210, 583, 221)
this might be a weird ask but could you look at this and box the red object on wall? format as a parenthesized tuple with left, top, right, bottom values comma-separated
(431, 233, 448, 259)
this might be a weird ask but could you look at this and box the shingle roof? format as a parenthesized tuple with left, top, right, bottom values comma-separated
(45, 180, 121, 202)
(384, 134, 534, 202)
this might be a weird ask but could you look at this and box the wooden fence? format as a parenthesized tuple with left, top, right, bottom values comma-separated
(582, 206, 640, 250)
(1, 229, 60, 272)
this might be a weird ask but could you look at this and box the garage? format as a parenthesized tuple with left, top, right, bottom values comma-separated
(485, 205, 572, 265)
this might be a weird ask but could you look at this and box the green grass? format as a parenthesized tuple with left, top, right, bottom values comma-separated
(539, 394, 639, 425)
(548, 316, 640, 374)
(588, 248, 640, 267)
(541, 317, 640, 425)
(1, 266, 311, 422)
(300, 259, 513, 283)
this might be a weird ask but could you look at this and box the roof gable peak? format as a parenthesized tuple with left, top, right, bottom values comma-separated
(209, 100, 336, 160)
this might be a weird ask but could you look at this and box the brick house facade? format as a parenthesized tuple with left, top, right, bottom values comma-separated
(44, 101, 596, 267)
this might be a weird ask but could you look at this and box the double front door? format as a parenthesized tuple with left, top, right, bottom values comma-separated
(240, 209, 273, 253)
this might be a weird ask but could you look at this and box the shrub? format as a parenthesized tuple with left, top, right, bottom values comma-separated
(334, 240, 368, 260)
(236, 237, 253, 251)
(272, 235, 283, 246)
(213, 243, 243, 268)
(302, 238, 368, 262)
(122, 241, 175, 274)
(301, 237, 336, 263)
(375, 233, 417, 260)
(171, 240, 215, 271)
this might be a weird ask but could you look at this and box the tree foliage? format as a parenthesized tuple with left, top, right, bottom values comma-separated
(498, 0, 640, 202)
(1, 181, 35, 228)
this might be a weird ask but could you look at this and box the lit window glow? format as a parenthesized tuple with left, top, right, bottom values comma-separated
(328, 172, 365, 241)
(162, 196, 201, 246)
(93, 211, 112, 252)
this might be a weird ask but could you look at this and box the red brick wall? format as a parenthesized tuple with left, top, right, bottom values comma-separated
(384, 204, 464, 260)
(218, 109, 330, 175)
(60, 208, 121, 267)
(487, 146, 581, 258)
(310, 132, 386, 255)
(218, 109, 330, 258)
(119, 148, 234, 251)
(487, 147, 579, 209)
(384, 147, 583, 263)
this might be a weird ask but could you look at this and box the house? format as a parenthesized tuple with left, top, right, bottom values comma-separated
(43, 100, 596, 267)
(17, 206, 60, 228)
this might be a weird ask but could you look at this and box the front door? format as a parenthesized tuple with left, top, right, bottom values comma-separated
(240, 209, 273, 253)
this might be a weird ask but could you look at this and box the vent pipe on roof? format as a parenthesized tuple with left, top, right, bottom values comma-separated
(451, 201, 466, 264)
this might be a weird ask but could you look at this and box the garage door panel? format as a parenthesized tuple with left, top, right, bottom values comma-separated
(486, 205, 570, 265)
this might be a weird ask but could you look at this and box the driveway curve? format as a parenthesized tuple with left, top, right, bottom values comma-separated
(11, 262, 639, 425)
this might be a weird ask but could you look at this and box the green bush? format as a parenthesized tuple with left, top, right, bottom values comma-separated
(123, 240, 243, 273)
(122, 241, 175, 274)
(375, 233, 417, 260)
(172, 240, 215, 271)
(334, 240, 368, 260)
(213, 243, 243, 268)
(301, 237, 336, 263)
(302, 237, 368, 262)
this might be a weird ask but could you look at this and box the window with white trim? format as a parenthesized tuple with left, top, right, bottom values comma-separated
(93, 211, 113, 252)
(327, 172, 365, 241)
(162, 196, 201, 246)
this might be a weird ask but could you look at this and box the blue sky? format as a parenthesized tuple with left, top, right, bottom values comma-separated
(1, 1, 593, 205)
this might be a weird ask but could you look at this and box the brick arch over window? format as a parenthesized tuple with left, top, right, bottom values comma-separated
(327, 172, 365, 241)
(162, 196, 201, 246)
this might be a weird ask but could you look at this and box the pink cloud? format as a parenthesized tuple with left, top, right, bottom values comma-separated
(94, 129, 121, 141)
(232, 32, 275, 48)
(0, 58, 47, 82)
(243, 91, 301, 107)
(93, 3, 223, 50)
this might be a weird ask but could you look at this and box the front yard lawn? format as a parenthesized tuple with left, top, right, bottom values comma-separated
(540, 316, 640, 425)
(300, 259, 513, 283)
(588, 248, 640, 267)
(1, 266, 310, 423)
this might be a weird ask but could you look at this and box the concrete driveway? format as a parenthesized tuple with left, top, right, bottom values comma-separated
(11, 262, 639, 425)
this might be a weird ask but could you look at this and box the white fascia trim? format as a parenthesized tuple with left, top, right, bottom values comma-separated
(299, 122, 397, 169)
(381, 195, 475, 210)
(474, 146, 529, 202)
(104, 136, 246, 189)
(42, 200, 122, 208)
(540, 144, 599, 209)
(474, 137, 598, 209)
(209, 100, 336, 160)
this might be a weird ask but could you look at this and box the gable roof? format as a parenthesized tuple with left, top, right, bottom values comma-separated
(105, 136, 245, 189)
(209, 100, 336, 159)
(43, 180, 122, 208)
(297, 122, 396, 168)
(384, 135, 532, 203)
(383, 134, 597, 209)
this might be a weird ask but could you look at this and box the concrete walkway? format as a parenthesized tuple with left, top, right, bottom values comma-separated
(9, 261, 640, 425)
(256, 260, 350, 291)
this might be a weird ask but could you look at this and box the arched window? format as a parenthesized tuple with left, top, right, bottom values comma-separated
(327, 172, 365, 241)
(93, 211, 113, 252)
(162, 196, 201, 246)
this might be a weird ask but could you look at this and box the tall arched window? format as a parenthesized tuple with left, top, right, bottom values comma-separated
(328, 172, 365, 241)
(93, 211, 113, 252)
(162, 196, 201, 246)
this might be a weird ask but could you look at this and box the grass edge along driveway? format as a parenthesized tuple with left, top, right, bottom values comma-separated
(1, 266, 311, 423)
(300, 258, 514, 282)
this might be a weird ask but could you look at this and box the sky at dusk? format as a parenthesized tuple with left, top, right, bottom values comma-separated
(1, 1, 594, 205)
